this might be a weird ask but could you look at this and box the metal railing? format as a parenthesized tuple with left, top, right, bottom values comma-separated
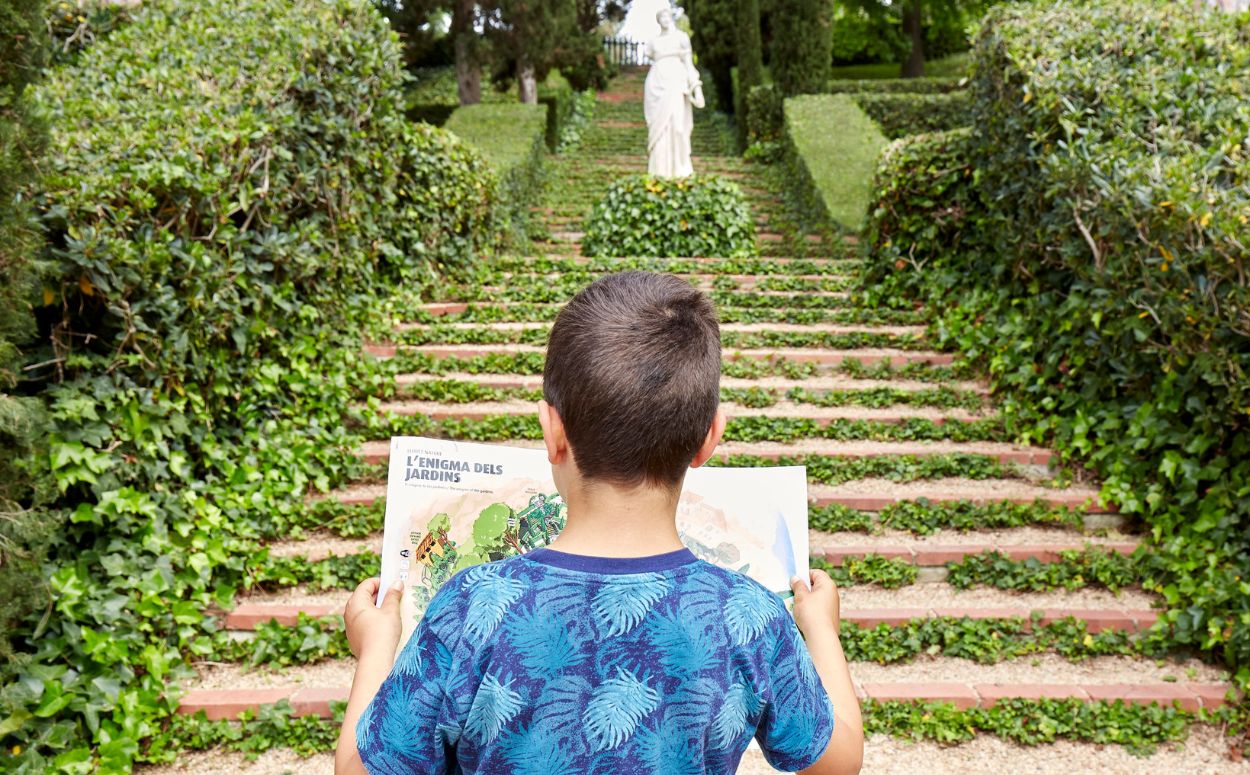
(603, 36, 649, 67)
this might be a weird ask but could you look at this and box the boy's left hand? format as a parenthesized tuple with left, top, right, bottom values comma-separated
(344, 578, 403, 661)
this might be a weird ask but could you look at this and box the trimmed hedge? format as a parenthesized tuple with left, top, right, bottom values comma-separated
(864, 0, 1250, 687)
(445, 103, 548, 245)
(3, 0, 502, 769)
(783, 94, 887, 231)
(827, 76, 964, 94)
(853, 92, 971, 139)
(582, 175, 757, 258)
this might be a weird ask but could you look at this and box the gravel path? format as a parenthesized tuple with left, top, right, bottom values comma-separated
(811, 526, 1136, 548)
(394, 371, 988, 394)
(839, 583, 1157, 610)
(135, 729, 1249, 775)
(850, 653, 1228, 684)
(378, 398, 990, 421)
(811, 477, 1101, 500)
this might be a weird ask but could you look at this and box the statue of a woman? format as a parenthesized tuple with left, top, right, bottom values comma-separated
(644, 7, 704, 178)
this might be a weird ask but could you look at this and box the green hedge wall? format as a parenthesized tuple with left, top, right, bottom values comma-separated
(0, 0, 51, 687)
(827, 76, 964, 94)
(783, 94, 887, 232)
(2, 0, 502, 769)
(864, 0, 1250, 687)
(445, 103, 548, 245)
(852, 92, 971, 139)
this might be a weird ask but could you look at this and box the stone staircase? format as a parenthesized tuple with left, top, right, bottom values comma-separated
(149, 70, 1242, 774)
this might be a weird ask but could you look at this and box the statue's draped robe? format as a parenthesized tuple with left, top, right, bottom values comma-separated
(644, 32, 695, 178)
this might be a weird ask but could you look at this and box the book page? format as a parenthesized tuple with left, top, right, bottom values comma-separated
(378, 436, 809, 649)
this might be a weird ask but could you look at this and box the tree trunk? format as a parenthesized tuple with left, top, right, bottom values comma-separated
(901, 0, 925, 79)
(453, 0, 480, 105)
(518, 57, 538, 104)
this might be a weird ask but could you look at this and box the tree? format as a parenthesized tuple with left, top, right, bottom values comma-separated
(377, 0, 484, 103)
(482, 0, 571, 102)
(834, 0, 992, 78)
(734, 0, 764, 145)
(689, 0, 736, 110)
(771, 0, 832, 95)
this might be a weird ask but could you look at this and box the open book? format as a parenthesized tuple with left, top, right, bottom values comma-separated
(377, 437, 809, 649)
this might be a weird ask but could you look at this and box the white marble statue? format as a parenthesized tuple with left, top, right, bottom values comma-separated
(644, 7, 704, 178)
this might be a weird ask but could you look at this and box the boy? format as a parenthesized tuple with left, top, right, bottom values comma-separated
(335, 271, 864, 774)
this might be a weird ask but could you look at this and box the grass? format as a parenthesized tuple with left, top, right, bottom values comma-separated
(784, 94, 887, 231)
(444, 103, 548, 170)
(830, 53, 971, 80)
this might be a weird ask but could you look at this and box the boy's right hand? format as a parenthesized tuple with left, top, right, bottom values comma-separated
(790, 569, 841, 637)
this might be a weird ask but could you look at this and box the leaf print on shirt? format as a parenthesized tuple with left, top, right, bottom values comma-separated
(465, 672, 524, 746)
(498, 723, 580, 775)
(591, 575, 673, 637)
(530, 674, 592, 750)
(710, 682, 763, 751)
(505, 604, 588, 679)
(632, 717, 703, 775)
(463, 565, 525, 642)
(381, 679, 440, 762)
(765, 704, 820, 760)
(583, 666, 661, 752)
(724, 579, 778, 646)
(644, 609, 719, 679)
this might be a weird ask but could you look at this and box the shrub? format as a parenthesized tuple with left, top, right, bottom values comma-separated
(771, 0, 833, 96)
(783, 94, 887, 231)
(0, 0, 52, 686)
(2, 0, 501, 768)
(863, 129, 988, 298)
(853, 92, 971, 139)
(827, 76, 964, 94)
(745, 83, 784, 147)
(863, 0, 1250, 687)
(582, 175, 757, 258)
(445, 103, 548, 245)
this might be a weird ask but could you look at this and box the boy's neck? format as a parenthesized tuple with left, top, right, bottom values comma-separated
(545, 478, 686, 558)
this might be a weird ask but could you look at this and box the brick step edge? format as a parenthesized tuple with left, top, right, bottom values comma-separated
(221, 603, 1158, 633)
(177, 681, 1234, 720)
(356, 441, 1051, 467)
(365, 344, 956, 367)
(276, 540, 1136, 570)
(333, 488, 1118, 514)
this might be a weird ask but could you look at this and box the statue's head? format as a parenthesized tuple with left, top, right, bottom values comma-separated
(655, 6, 673, 29)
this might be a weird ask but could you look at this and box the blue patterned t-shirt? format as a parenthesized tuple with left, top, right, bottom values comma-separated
(357, 547, 835, 774)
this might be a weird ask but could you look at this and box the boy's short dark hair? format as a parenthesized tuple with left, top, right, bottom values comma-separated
(543, 271, 721, 489)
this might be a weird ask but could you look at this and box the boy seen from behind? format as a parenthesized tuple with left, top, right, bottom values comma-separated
(335, 271, 864, 774)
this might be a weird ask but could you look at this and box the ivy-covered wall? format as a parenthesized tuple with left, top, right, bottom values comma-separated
(864, 0, 1250, 688)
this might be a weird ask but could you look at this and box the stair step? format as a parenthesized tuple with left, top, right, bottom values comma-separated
(329, 481, 1113, 513)
(358, 437, 1042, 467)
(368, 398, 987, 424)
(220, 602, 1158, 633)
(176, 681, 1233, 720)
(391, 372, 987, 396)
(393, 321, 922, 336)
(366, 342, 957, 367)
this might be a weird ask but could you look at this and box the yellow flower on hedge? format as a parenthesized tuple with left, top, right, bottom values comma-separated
(1199, 212, 1212, 227)
(1159, 245, 1173, 262)
(1158, 201, 1172, 208)
(1083, 634, 1094, 648)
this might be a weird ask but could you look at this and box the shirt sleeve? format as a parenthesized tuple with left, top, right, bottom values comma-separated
(753, 606, 836, 772)
(356, 613, 459, 774)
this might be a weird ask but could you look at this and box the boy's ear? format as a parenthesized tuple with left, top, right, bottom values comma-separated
(537, 400, 569, 465)
(689, 408, 727, 469)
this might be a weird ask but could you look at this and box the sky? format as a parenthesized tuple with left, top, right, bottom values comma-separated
(618, 0, 687, 42)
